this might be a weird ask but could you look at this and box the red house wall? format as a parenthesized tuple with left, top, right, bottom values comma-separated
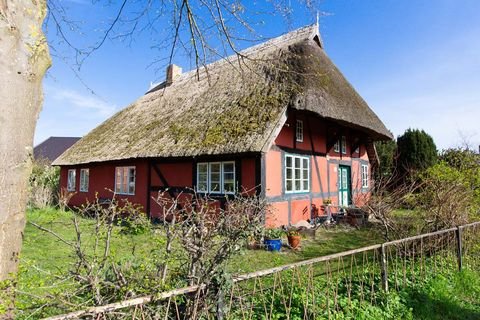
(60, 159, 149, 211)
(265, 110, 373, 227)
(60, 156, 258, 218)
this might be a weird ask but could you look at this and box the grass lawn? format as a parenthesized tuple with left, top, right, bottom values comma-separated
(17, 208, 382, 309)
(17, 207, 480, 319)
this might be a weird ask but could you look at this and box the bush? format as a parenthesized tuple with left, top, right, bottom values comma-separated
(397, 129, 437, 176)
(417, 161, 479, 231)
(28, 159, 59, 209)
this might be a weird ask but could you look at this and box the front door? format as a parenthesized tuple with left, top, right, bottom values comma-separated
(338, 165, 351, 207)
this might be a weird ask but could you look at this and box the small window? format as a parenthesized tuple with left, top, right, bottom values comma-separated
(115, 166, 136, 195)
(285, 154, 310, 193)
(296, 120, 303, 142)
(361, 164, 369, 188)
(354, 146, 360, 154)
(341, 136, 347, 154)
(333, 140, 340, 153)
(79, 169, 89, 192)
(196, 161, 236, 194)
(67, 169, 76, 192)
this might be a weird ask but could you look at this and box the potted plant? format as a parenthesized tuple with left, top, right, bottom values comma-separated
(263, 229, 283, 252)
(286, 229, 301, 249)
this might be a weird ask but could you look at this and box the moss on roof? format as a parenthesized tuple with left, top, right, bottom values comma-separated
(54, 25, 392, 166)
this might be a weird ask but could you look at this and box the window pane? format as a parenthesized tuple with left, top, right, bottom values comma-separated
(115, 168, 121, 193)
(223, 163, 234, 173)
(303, 169, 308, 180)
(122, 169, 128, 193)
(295, 157, 300, 168)
(286, 167, 292, 179)
(224, 182, 235, 193)
(198, 163, 208, 174)
(286, 180, 292, 191)
(303, 180, 308, 190)
(210, 163, 221, 173)
(295, 180, 301, 190)
(128, 168, 135, 194)
(302, 158, 308, 169)
(211, 173, 220, 182)
(224, 173, 234, 180)
(286, 156, 292, 167)
(295, 168, 300, 179)
(210, 182, 220, 192)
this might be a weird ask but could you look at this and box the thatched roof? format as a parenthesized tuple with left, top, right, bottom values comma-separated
(54, 24, 392, 166)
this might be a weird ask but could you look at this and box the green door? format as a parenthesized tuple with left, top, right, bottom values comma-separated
(338, 165, 351, 207)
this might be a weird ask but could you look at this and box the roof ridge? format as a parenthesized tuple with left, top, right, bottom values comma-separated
(147, 24, 319, 93)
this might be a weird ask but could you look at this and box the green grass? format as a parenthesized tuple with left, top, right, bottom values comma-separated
(17, 208, 480, 319)
(17, 208, 383, 307)
(404, 270, 480, 320)
(228, 225, 382, 274)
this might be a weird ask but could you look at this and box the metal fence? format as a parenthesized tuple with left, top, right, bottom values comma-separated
(44, 222, 480, 320)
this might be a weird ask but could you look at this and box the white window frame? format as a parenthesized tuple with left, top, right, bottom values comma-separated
(341, 136, 347, 154)
(115, 166, 136, 195)
(67, 169, 76, 192)
(285, 154, 310, 193)
(79, 168, 89, 192)
(361, 164, 369, 188)
(295, 120, 304, 142)
(196, 161, 236, 194)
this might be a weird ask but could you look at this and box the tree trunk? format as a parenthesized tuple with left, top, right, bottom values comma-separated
(0, 0, 51, 317)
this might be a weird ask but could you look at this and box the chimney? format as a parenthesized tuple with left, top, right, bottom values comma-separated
(166, 64, 182, 85)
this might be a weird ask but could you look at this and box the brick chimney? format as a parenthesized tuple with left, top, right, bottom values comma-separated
(166, 64, 182, 85)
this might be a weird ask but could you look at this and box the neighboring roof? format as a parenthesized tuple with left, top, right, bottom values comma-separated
(54, 24, 392, 166)
(34, 137, 81, 164)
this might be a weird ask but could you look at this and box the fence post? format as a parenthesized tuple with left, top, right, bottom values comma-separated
(380, 243, 388, 292)
(216, 287, 225, 320)
(456, 226, 463, 272)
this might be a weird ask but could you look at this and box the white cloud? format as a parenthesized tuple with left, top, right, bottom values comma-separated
(45, 85, 117, 117)
(35, 84, 118, 145)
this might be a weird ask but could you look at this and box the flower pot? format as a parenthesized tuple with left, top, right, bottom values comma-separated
(287, 235, 301, 249)
(264, 238, 282, 251)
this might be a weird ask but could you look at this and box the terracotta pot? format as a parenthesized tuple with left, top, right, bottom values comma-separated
(287, 235, 301, 249)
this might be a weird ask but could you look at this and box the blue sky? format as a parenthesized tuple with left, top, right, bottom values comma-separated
(36, 0, 480, 151)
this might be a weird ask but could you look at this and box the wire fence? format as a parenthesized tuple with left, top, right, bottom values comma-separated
(44, 221, 480, 320)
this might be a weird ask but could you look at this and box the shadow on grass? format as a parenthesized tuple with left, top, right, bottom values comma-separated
(407, 290, 480, 320)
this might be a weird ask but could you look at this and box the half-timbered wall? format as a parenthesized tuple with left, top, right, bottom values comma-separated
(265, 110, 371, 227)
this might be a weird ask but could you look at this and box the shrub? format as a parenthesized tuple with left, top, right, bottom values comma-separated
(417, 161, 479, 231)
(397, 129, 437, 176)
(28, 159, 59, 209)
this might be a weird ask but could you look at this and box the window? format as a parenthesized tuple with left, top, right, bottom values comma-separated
(115, 166, 136, 195)
(296, 120, 303, 142)
(80, 169, 89, 192)
(196, 161, 236, 194)
(285, 154, 309, 193)
(361, 164, 369, 188)
(341, 136, 347, 154)
(354, 146, 360, 154)
(333, 140, 340, 153)
(67, 169, 76, 192)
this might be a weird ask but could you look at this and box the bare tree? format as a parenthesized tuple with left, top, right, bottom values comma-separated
(0, 0, 320, 314)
